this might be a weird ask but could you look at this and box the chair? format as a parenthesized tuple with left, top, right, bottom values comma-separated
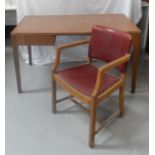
(51, 25, 132, 148)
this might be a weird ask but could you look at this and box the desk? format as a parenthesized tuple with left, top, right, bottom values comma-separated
(11, 14, 141, 93)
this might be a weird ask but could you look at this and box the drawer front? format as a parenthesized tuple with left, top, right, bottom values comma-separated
(12, 35, 25, 45)
(12, 35, 56, 45)
(24, 35, 55, 45)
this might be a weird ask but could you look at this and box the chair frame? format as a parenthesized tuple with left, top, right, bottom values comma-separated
(51, 39, 130, 148)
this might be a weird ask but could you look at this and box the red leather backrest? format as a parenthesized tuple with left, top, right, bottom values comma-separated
(88, 25, 132, 73)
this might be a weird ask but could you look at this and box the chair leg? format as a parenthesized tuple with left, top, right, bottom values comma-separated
(89, 102, 96, 148)
(52, 77, 57, 113)
(119, 86, 125, 117)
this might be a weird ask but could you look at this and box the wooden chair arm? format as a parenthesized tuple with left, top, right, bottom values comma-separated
(57, 40, 90, 50)
(52, 40, 90, 72)
(92, 54, 130, 96)
(97, 54, 130, 73)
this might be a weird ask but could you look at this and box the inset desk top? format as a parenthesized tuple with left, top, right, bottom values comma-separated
(11, 14, 140, 36)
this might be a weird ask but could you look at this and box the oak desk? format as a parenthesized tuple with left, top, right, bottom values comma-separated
(11, 14, 141, 93)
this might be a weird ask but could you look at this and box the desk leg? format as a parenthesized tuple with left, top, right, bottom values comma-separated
(28, 45, 32, 65)
(131, 33, 141, 93)
(12, 42, 22, 93)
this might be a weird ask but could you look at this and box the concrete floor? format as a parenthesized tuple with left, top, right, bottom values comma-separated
(5, 41, 149, 155)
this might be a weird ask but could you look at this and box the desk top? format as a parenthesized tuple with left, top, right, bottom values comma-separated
(11, 14, 140, 36)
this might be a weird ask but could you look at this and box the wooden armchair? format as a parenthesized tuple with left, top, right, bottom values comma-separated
(51, 25, 132, 148)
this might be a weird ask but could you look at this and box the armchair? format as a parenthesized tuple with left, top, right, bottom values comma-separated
(51, 25, 132, 148)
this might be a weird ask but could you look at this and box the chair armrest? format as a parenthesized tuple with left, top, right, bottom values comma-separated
(57, 40, 90, 50)
(52, 40, 90, 72)
(92, 54, 130, 96)
(98, 54, 130, 73)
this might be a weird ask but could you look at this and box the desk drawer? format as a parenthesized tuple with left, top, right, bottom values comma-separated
(24, 35, 55, 45)
(12, 35, 55, 45)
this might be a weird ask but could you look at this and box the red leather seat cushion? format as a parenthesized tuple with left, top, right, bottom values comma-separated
(55, 64, 119, 97)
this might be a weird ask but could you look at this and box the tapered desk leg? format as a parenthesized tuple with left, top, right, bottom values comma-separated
(28, 45, 32, 65)
(131, 33, 141, 93)
(12, 40, 22, 93)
